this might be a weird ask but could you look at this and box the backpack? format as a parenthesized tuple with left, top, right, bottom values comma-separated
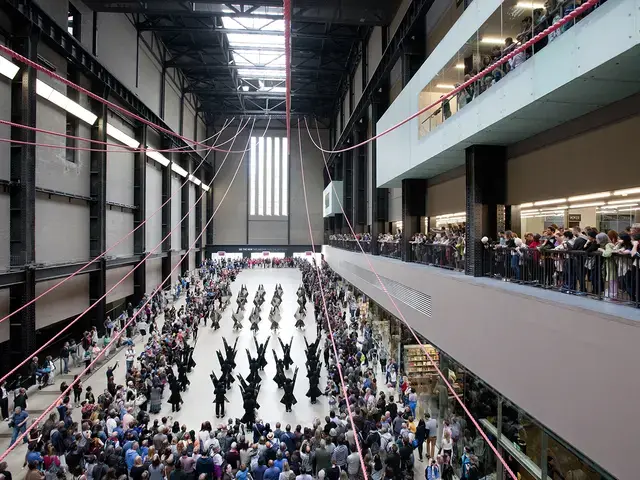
(366, 431, 380, 455)
(45, 462, 61, 480)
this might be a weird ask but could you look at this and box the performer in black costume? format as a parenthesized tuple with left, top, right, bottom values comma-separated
(280, 367, 299, 412)
(210, 371, 229, 418)
(272, 350, 286, 389)
(246, 350, 261, 386)
(278, 337, 294, 370)
(223, 338, 239, 369)
(217, 350, 236, 391)
(238, 374, 260, 425)
(306, 362, 322, 404)
(168, 376, 183, 412)
(294, 305, 306, 330)
(254, 337, 268, 371)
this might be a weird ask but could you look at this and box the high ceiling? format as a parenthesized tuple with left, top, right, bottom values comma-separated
(84, 1, 404, 122)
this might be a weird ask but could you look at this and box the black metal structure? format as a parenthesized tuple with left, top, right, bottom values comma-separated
(85, 0, 402, 120)
(133, 125, 147, 304)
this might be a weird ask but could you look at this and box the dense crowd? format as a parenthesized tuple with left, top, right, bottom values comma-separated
(2, 257, 491, 480)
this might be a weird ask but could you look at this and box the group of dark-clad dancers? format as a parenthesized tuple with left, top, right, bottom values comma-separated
(209, 277, 327, 422)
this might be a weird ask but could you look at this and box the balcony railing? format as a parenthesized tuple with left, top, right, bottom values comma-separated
(410, 243, 464, 271)
(327, 240, 639, 309)
(482, 247, 639, 308)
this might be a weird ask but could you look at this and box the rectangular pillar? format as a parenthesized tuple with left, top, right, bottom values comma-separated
(206, 171, 214, 248)
(401, 179, 427, 262)
(180, 155, 190, 276)
(195, 168, 203, 267)
(342, 153, 353, 233)
(354, 126, 367, 232)
(161, 138, 172, 286)
(133, 124, 147, 303)
(89, 84, 108, 333)
(8, 29, 38, 367)
(465, 145, 507, 276)
(370, 99, 389, 255)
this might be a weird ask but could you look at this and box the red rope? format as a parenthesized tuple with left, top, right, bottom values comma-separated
(0, 118, 250, 332)
(306, 0, 600, 155)
(296, 120, 370, 480)
(307, 117, 518, 479)
(0, 117, 255, 463)
(0, 119, 261, 387)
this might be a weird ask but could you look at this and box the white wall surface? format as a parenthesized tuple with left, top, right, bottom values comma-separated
(0, 290, 8, 343)
(0, 69, 9, 182)
(145, 258, 163, 294)
(377, 0, 638, 187)
(106, 266, 134, 303)
(35, 196, 90, 264)
(35, 275, 90, 329)
(367, 28, 383, 83)
(106, 209, 134, 257)
(145, 162, 163, 248)
(189, 183, 197, 247)
(106, 113, 135, 205)
(171, 175, 182, 251)
(388, 188, 402, 222)
(0, 194, 9, 270)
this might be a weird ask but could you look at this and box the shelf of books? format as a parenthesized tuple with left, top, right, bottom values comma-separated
(404, 344, 439, 394)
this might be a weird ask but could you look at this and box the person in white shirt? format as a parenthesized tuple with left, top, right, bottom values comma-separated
(106, 412, 118, 434)
(125, 346, 136, 372)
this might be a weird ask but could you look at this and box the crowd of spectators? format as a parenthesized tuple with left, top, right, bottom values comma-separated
(484, 224, 640, 303)
(410, 231, 466, 271)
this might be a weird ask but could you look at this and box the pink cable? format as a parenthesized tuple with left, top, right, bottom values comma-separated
(0, 117, 259, 155)
(306, 0, 599, 155)
(307, 118, 517, 479)
(0, 118, 248, 330)
(0, 43, 256, 155)
(284, 0, 292, 148)
(0, 119, 260, 386)
(296, 120, 369, 480)
(0, 114, 255, 462)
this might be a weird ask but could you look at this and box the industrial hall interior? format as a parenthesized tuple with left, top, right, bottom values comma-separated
(0, 0, 637, 480)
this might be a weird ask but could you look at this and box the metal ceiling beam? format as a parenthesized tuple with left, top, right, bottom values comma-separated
(169, 64, 344, 74)
(197, 91, 334, 99)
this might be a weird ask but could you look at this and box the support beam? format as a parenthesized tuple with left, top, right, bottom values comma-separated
(401, 179, 427, 262)
(181, 155, 190, 276)
(89, 85, 108, 333)
(161, 138, 173, 287)
(133, 124, 147, 302)
(195, 167, 204, 268)
(465, 145, 507, 277)
(354, 123, 367, 231)
(342, 152, 353, 234)
(8, 28, 38, 369)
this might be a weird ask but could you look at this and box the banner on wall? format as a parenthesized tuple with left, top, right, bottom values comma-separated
(263, 251, 270, 257)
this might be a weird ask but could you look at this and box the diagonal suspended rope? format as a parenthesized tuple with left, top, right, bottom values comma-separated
(0, 118, 263, 386)
(303, 0, 600, 156)
(296, 120, 370, 480)
(307, 117, 517, 479)
(0, 112, 256, 464)
(0, 117, 249, 330)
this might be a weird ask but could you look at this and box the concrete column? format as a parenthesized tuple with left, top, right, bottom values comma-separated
(401, 179, 427, 262)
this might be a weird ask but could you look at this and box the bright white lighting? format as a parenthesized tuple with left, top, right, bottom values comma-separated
(436, 212, 466, 218)
(521, 209, 540, 214)
(608, 198, 640, 204)
(189, 174, 202, 186)
(241, 85, 250, 92)
(613, 187, 640, 196)
(567, 192, 610, 202)
(603, 203, 638, 209)
(107, 123, 140, 149)
(519, 202, 534, 208)
(201, 184, 210, 192)
(569, 201, 605, 209)
(516, 1, 545, 8)
(481, 37, 506, 45)
(454, 64, 465, 70)
(436, 84, 455, 89)
(35, 79, 97, 125)
(534, 198, 566, 206)
(171, 162, 188, 177)
(146, 149, 170, 166)
(238, 68, 286, 79)
(0, 55, 20, 80)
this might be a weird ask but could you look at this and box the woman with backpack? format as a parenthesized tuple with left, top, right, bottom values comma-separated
(43, 444, 63, 480)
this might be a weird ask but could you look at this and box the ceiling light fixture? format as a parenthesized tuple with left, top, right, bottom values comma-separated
(613, 187, 640, 196)
(146, 149, 170, 167)
(608, 198, 640, 205)
(436, 84, 455, 89)
(0, 55, 20, 80)
(188, 174, 202, 186)
(603, 203, 638, 209)
(480, 37, 505, 45)
(519, 202, 534, 208)
(106, 123, 140, 149)
(567, 192, 611, 202)
(534, 198, 566, 206)
(569, 201, 605, 209)
(516, 1, 545, 8)
(36, 79, 97, 125)
(171, 162, 188, 178)
(455, 63, 465, 69)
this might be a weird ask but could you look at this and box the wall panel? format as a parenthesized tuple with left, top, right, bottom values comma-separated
(106, 266, 134, 303)
(0, 60, 11, 181)
(171, 175, 182, 251)
(35, 275, 89, 329)
(164, 78, 181, 134)
(389, 188, 402, 222)
(367, 28, 383, 82)
(184, 104, 196, 144)
(0, 194, 9, 270)
(427, 175, 466, 216)
(248, 220, 288, 245)
(145, 257, 163, 294)
(106, 112, 135, 205)
(96, 13, 138, 96)
(137, 42, 162, 117)
(145, 162, 163, 249)
(189, 183, 196, 247)
(0, 289, 8, 343)
(106, 209, 134, 257)
(35, 196, 90, 264)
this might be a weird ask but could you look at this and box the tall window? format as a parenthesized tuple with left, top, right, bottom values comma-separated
(249, 136, 288, 216)
(68, 3, 81, 39)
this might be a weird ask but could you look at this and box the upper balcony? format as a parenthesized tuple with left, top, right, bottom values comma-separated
(376, 0, 640, 187)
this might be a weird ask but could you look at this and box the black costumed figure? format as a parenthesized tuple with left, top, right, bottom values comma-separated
(249, 307, 261, 335)
(268, 306, 280, 332)
(280, 367, 299, 412)
(210, 308, 222, 330)
(216, 350, 236, 391)
(294, 305, 306, 330)
(304, 336, 323, 404)
(168, 374, 183, 412)
(272, 350, 287, 389)
(278, 337, 294, 370)
(253, 337, 268, 371)
(245, 350, 261, 386)
(238, 374, 260, 425)
(232, 309, 243, 331)
(210, 371, 229, 419)
(223, 337, 239, 369)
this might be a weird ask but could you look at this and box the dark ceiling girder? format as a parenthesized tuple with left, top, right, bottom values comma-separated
(169, 64, 344, 74)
